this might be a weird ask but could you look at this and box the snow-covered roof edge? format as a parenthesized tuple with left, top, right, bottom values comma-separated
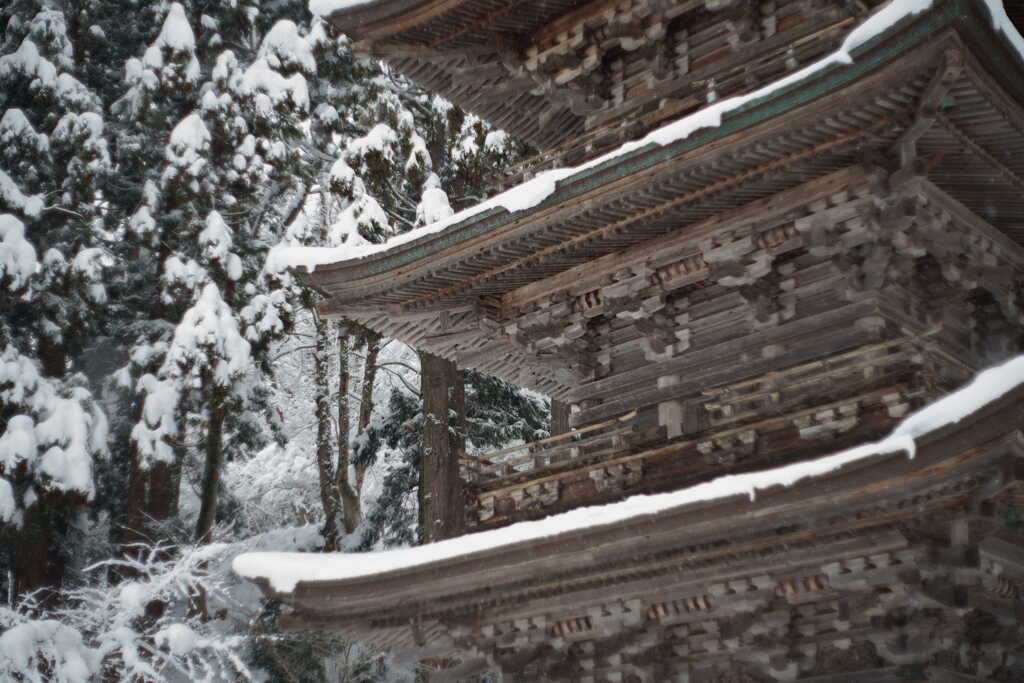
(233, 352, 1024, 594)
(272, 0, 1024, 277)
(309, 0, 376, 17)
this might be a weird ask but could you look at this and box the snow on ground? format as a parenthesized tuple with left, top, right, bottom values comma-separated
(234, 353, 1024, 593)
(275, 0, 1024, 275)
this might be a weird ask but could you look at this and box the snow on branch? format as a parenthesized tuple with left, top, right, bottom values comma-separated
(1, 543, 253, 682)
(0, 171, 44, 219)
(0, 214, 38, 289)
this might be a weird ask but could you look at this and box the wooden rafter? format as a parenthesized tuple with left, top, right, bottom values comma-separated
(399, 115, 898, 308)
(937, 112, 1024, 191)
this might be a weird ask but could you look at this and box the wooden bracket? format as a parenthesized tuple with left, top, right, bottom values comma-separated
(891, 48, 963, 179)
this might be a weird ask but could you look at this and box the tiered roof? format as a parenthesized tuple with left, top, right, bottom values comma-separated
(243, 1, 1024, 678)
(279, 0, 1024, 397)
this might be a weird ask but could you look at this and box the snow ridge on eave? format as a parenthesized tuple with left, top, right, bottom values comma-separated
(232, 353, 1024, 594)
(309, 0, 378, 19)
(275, 0, 1023, 277)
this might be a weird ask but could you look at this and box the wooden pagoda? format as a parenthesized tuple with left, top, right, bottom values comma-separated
(243, 0, 1024, 680)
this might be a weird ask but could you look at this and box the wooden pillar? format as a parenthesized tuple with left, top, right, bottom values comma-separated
(419, 351, 464, 542)
(450, 364, 468, 496)
(551, 399, 571, 436)
(657, 374, 684, 438)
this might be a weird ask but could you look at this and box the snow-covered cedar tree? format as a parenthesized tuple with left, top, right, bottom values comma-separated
(0, 3, 111, 601)
(0, 4, 110, 374)
(1, 0, 546, 679)
(100, 2, 316, 551)
(464, 369, 550, 450)
(0, 345, 108, 600)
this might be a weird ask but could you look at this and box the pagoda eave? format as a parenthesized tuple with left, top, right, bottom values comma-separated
(318, 0, 1023, 166)
(253, 381, 1024, 666)
(243, 4, 1024, 677)
(293, 9, 1024, 397)
(306, 17, 1024, 307)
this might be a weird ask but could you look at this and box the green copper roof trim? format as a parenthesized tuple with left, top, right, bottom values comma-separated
(316, 0, 1002, 283)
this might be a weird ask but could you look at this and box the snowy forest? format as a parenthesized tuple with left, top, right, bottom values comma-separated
(0, 1, 550, 680)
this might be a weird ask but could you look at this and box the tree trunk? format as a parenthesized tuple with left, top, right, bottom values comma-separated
(148, 459, 178, 523)
(336, 324, 360, 534)
(551, 399, 571, 435)
(36, 336, 66, 379)
(313, 312, 343, 550)
(418, 351, 463, 543)
(123, 449, 149, 549)
(195, 389, 226, 544)
(355, 331, 381, 492)
(13, 499, 65, 607)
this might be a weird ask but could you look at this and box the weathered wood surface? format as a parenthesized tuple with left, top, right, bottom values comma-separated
(326, 0, 895, 161)
(419, 351, 464, 541)
(262, 385, 1024, 681)
(326, 102, 1024, 524)
(262, 5, 1024, 678)
(448, 167, 1024, 511)
(307, 34, 1024, 404)
(265, 382, 1023, 612)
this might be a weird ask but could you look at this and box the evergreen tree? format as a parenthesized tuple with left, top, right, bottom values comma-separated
(0, 1, 551, 678)
(265, 25, 544, 550)
(104, 2, 312, 547)
(0, 1, 110, 600)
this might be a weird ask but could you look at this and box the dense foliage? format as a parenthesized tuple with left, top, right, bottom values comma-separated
(0, 1, 545, 680)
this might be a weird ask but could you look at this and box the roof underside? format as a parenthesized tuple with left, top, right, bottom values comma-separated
(327, 0, 878, 155)
(302, 4, 1024, 395)
(323, 0, 1024, 160)
(325, 0, 593, 150)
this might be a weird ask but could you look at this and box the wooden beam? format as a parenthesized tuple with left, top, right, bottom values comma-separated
(419, 351, 464, 541)
(502, 166, 869, 312)
(350, 0, 473, 41)
(351, 41, 468, 62)
(925, 667, 994, 683)
(937, 113, 1024, 191)
(404, 118, 893, 309)
(551, 399, 571, 435)
(893, 48, 963, 168)
(469, 409, 636, 463)
(428, 0, 531, 49)
(532, 0, 703, 49)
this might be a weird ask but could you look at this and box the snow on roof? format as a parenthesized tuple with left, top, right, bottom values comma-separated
(309, 0, 377, 18)
(273, 1, 1024, 276)
(233, 352, 1024, 594)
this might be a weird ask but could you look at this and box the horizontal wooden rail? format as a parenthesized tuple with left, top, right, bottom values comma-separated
(462, 409, 638, 466)
(479, 423, 638, 475)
